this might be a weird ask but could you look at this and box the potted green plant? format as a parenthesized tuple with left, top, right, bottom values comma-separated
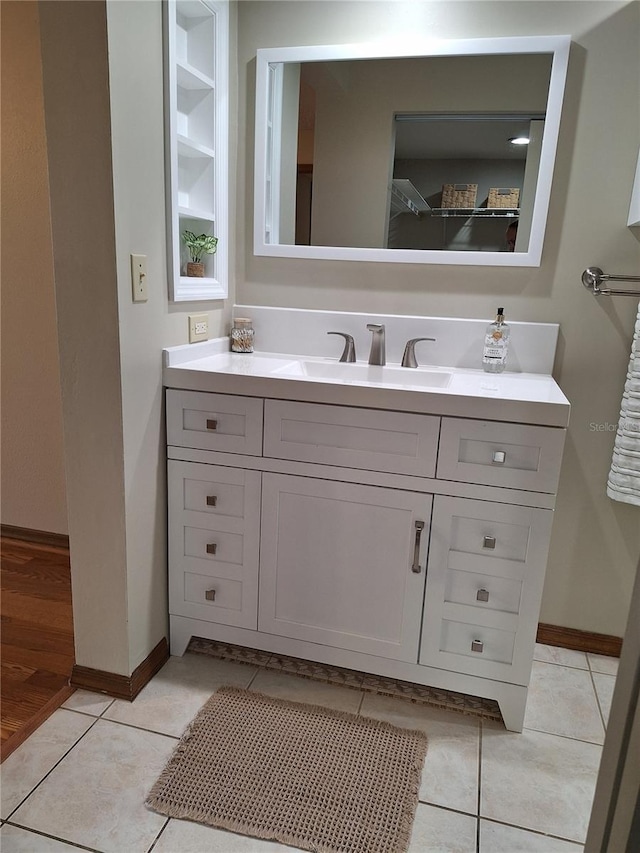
(182, 231, 218, 277)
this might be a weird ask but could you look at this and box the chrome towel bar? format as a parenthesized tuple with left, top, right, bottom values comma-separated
(582, 266, 640, 296)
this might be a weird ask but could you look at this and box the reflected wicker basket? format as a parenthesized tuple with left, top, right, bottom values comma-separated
(488, 187, 520, 209)
(441, 183, 478, 208)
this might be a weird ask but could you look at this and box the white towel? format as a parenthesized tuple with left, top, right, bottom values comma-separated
(607, 301, 640, 506)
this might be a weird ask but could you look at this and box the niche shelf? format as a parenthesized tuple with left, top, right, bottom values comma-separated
(164, 0, 229, 301)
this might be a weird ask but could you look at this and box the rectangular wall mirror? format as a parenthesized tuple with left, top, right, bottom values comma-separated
(254, 35, 571, 267)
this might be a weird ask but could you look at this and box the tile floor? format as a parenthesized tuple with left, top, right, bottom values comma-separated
(0, 644, 617, 853)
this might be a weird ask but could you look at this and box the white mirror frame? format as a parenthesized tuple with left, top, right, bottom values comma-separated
(254, 35, 571, 268)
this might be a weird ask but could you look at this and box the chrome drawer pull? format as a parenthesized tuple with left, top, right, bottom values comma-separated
(205, 589, 216, 602)
(483, 536, 496, 550)
(471, 639, 484, 653)
(492, 450, 506, 464)
(476, 588, 490, 602)
(411, 520, 425, 573)
(206, 418, 218, 431)
(206, 495, 218, 507)
(206, 543, 217, 555)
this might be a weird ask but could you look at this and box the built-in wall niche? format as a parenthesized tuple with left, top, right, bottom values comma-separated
(177, 87, 216, 147)
(175, 1, 215, 81)
(164, 0, 229, 301)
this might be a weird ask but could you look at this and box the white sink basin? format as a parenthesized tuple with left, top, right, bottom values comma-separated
(276, 359, 453, 389)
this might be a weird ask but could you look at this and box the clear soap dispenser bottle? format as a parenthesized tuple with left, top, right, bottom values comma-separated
(482, 307, 510, 373)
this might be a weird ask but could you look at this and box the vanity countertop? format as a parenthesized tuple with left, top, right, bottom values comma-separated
(163, 344, 570, 428)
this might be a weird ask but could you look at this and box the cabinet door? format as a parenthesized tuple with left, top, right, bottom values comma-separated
(168, 460, 261, 628)
(259, 474, 432, 661)
(420, 495, 553, 684)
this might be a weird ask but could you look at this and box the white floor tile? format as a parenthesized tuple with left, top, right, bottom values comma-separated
(153, 819, 302, 852)
(524, 661, 605, 744)
(360, 693, 479, 815)
(62, 689, 114, 717)
(1, 710, 94, 819)
(408, 804, 476, 852)
(481, 724, 601, 843)
(479, 820, 584, 851)
(534, 644, 589, 669)
(10, 719, 174, 853)
(249, 668, 362, 713)
(587, 653, 619, 676)
(4, 647, 614, 851)
(103, 653, 258, 737)
(0, 824, 86, 851)
(592, 673, 616, 727)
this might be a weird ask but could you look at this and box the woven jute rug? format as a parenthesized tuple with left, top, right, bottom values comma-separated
(146, 686, 428, 853)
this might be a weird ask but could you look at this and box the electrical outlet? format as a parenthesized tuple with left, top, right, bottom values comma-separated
(189, 313, 209, 343)
(130, 254, 148, 302)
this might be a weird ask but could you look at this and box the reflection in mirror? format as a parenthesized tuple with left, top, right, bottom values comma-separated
(388, 113, 544, 253)
(254, 37, 571, 267)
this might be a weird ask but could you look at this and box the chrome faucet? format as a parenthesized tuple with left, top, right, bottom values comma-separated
(366, 323, 386, 366)
(401, 337, 436, 368)
(327, 331, 356, 362)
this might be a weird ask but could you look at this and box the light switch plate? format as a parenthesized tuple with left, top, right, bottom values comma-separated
(131, 254, 148, 302)
(189, 313, 209, 343)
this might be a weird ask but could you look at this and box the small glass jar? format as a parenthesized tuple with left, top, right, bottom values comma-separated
(231, 317, 254, 353)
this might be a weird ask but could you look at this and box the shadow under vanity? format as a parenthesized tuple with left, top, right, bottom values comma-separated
(163, 307, 570, 732)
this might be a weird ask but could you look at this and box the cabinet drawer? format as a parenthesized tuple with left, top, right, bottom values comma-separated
(184, 572, 243, 614)
(264, 400, 440, 476)
(167, 389, 263, 455)
(168, 460, 261, 629)
(445, 568, 522, 615)
(440, 620, 516, 665)
(437, 418, 566, 493)
(184, 526, 244, 565)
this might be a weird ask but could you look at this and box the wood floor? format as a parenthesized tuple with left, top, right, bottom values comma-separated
(1, 536, 75, 762)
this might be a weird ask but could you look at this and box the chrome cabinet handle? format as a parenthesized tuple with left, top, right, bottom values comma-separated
(476, 588, 490, 602)
(206, 418, 218, 431)
(471, 639, 484, 653)
(483, 536, 496, 550)
(206, 495, 218, 507)
(411, 520, 425, 573)
(205, 589, 216, 602)
(206, 543, 217, 555)
(327, 331, 356, 362)
(492, 450, 506, 464)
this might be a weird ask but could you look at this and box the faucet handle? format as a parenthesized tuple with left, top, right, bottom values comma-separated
(327, 331, 356, 363)
(401, 337, 436, 368)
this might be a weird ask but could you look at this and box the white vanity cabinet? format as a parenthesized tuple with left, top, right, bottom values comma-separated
(166, 387, 566, 731)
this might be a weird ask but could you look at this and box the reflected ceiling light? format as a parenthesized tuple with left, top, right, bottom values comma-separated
(509, 136, 530, 145)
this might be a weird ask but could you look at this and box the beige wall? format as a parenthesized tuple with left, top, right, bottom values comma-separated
(37, 0, 237, 674)
(1, 1, 68, 535)
(238, 1, 640, 636)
